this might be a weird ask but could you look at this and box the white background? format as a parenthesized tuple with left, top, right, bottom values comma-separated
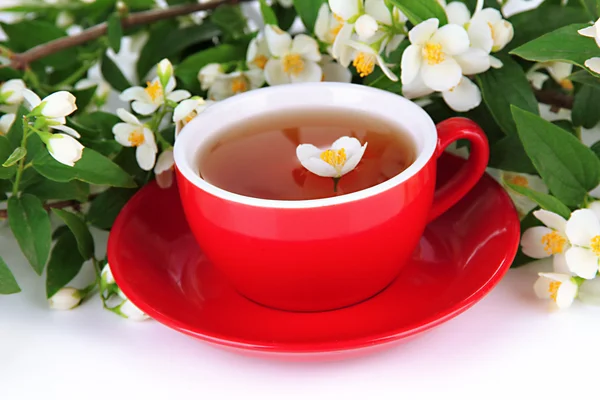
(2, 0, 600, 399)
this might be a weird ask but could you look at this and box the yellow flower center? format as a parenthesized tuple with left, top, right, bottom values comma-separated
(541, 231, 567, 255)
(591, 235, 600, 256)
(128, 130, 145, 147)
(422, 42, 445, 65)
(253, 55, 268, 70)
(230, 77, 248, 94)
(184, 111, 197, 125)
(353, 52, 376, 77)
(283, 53, 305, 76)
(560, 79, 574, 91)
(320, 148, 347, 170)
(548, 281, 561, 302)
(508, 175, 529, 187)
(145, 80, 163, 102)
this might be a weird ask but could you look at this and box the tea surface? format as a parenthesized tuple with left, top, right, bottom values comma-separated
(198, 109, 415, 200)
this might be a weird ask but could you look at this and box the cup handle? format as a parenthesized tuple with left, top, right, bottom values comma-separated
(428, 117, 490, 223)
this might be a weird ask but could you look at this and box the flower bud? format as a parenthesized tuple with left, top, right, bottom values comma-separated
(56, 11, 74, 28)
(491, 20, 514, 52)
(118, 299, 149, 321)
(0, 79, 26, 105)
(46, 133, 84, 167)
(49, 287, 83, 310)
(101, 263, 115, 285)
(0, 113, 15, 135)
(198, 63, 224, 91)
(354, 14, 379, 41)
(157, 58, 174, 90)
(40, 91, 77, 118)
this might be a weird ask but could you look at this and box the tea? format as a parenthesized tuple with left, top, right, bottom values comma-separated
(198, 109, 415, 200)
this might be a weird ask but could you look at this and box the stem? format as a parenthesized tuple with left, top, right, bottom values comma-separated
(332, 177, 340, 193)
(11, 117, 30, 196)
(6, 0, 254, 70)
(0, 194, 99, 219)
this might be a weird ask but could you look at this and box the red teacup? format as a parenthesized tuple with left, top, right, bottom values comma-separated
(174, 83, 489, 312)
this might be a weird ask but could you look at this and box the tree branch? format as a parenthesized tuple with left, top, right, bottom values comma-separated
(6, 0, 254, 70)
(534, 88, 574, 110)
(0, 195, 99, 219)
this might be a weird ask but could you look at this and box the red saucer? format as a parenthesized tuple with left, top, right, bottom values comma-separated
(108, 155, 520, 355)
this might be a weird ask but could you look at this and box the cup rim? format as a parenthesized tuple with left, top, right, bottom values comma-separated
(174, 82, 437, 209)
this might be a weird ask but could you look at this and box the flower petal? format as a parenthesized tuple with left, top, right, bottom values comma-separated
(340, 143, 367, 175)
(408, 18, 439, 45)
(431, 24, 470, 56)
(296, 144, 322, 161)
(173, 99, 199, 122)
(400, 44, 421, 85)
(291, 34, 321, 62)
(445, 2, 471, 26)
(475, 8, 502, 24)
(154, 149, 174, 174)
(265, 25, 292, 58)
(521, 226, 554, 259)
(547, 62, 573, 83)
(315, 4, 331, 42)
(402, 74, 434, 99)
(167, 90, 191, 103)
(589, 201, 600, 221)
(468, 18, 493, 53)
(566, 209, 600, 246)
(265, 59, 291, 85)
(376, 53, 399, 81)
(565, 247, 599, 279)
(332, 23, 354, 66)
(442, 77, 481, 112)
(165, 76, 176, 94)
(113, 123, 136, 147)
(533, 209, 567, 233)
(553, 252, 571, 275)
(52, 124, 81, 138)
(365, 0, 392, 25)
(117, 108, 141, 125)
(421, 57, 462, 92)
(301, 157, 338, 177)
(136, 143, 157, 171)
(489, 55, 503, 68)
(355, 14, 380, 41)
(555, 279, 578, 309)
(291, 61, 323, 83)
(527, 71, 548, 90)
(22, 88, 41, 110)
(585, 57, 600, 74)
(132, 101, 159, 116)
(322, 61, 352, 83)
(533, 275, 553, 299)
(454, 48, 490, 75)
(0, 113, 16, 134)
(578, 25, 597, 38)
(120, 86, 148, 102)
(245, 69, 266, 88)
(329, 0, 360, 20)
(331, 136, 362, 154)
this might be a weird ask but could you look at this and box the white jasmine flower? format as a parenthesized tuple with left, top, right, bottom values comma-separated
(113, 108, 158, 171)
(0, 113, 15, 135)
(315, 3, 345, 46)
(247, 33, 271, 71)
(23, 89, 77, 123)
(527, 62, 574, 91)
(264, 25, 322, 85)
(296, 136, 367, 178)
(119, 299, 150, 321)
(120, 77, 191, 115)
(521, 210, 571, 274)
(565, 209, 600, 279)
(49, 287, 83, 310)
(173, 97, 214, 134)
(0, 79, 26, 105)
(198, 63, 225, 91)
(346, 40, 398, 81)
(401, 18, 470, 92)
(209, 70, 264, 100)
(534, 273, 579, 309)
(577, 21, 600, 73)
(320, 55, 352, 83)
(402, 74, 481, 112)
(46, 133, 85, 167)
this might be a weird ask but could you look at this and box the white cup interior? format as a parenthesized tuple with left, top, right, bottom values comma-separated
(174, 82, 437, 209)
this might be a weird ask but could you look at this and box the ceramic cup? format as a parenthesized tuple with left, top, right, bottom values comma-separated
(174, 83, 489, 312)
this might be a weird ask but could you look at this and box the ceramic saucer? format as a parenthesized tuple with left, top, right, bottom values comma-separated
(108, 155, 520, 355)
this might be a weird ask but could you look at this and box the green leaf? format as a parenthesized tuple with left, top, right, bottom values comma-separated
(0, 136, 17, 179)
(107, 13, 123, 53)
(87, 187, 137, 230)
(259, 0, 278, 25)
(489, 135, 537, 174)
(75, 111, 121, 140)
(32, 147, 136, 188)
(1, 20, 77, 69)
(52, 209, 94, 260)
(511, 24, 600, 72)
(136, 22, 220, 80)
(569, 69, 600, 89)
(176, 44, 247, 88)
(24, 180, 89, 203)
(512, 106, 600, 206)
(45, 230, 85, 299)
(580, 0, 599, 18)
(0, 256, 20, 295)
(5, 105, 26, 149)
(100, 53, 131, 92)
(508, 5, 589, 51)
(7, 194, 52, 275)
(210, 4, 247, 41)
(292, 0, 325, 32)
(389, 0, 447, 26)
(476, 55, 539, 136)
(2, 146, 26, 167)
(591, 140, 600, 158)
(504, 182, 572, 219)
(572, 85, 600, 128)
(274, 3, 298, 31)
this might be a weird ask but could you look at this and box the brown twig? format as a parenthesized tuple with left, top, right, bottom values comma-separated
(534, 88, 574, 110)
(0, 195, 98, 218)
(6, 0, 253, 70)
